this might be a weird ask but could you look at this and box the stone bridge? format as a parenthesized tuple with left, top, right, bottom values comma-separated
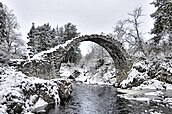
(18, 34, 129, 83)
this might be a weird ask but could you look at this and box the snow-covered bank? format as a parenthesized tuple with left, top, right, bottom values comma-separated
(120, 53, 172, 90)
(0, 66, 72, 114)
(117, 88, 172, 110)
(117, 52, 172, 109)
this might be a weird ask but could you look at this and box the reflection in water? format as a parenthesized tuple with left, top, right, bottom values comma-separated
(48, 84, 172, 114)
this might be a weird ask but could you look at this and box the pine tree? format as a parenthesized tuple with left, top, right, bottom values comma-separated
(50, 28, 58, 47)
(0, 2, 6, 43)
(62, 22, 80, 43)
(27, 22, 82, 63)
(151, 0, 172, 43)
(27, 23, 58, 57)
(27, 23, 37, 57)
(37, 23, 52, 51)
(60, 22, 81, 64)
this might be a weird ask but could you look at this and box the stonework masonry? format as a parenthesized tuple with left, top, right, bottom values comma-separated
(18, 34, 129, 83)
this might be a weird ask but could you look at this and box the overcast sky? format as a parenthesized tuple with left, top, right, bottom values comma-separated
(1, 0, 155, 55)
(1, 0, 155, 36)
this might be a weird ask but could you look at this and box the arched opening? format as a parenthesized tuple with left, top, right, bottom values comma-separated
(63, 35, 127, 69)
(20, 35, 127, 84)
(60, 41, 116, 84)
(59, 35, 128, 84)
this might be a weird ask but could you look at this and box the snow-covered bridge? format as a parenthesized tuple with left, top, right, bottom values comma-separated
(19, 34, 128, 82)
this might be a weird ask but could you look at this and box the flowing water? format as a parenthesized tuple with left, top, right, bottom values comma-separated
(47, 83, 172, 114)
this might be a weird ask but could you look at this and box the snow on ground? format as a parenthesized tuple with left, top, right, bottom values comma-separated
(59, 54, 172, 111)
(117, 55, 172, 109)
(82, 66, 116, 85)
(118, 87, 172, 111)
(120, 56, 172, 89)
(120, 61, 149, 88)
(133, 79, 172, 90)
(81, 57, 116, 85)
(0, 66, 62, 114)
(60, 57, 116, 85)
(60, 63, 78, 78)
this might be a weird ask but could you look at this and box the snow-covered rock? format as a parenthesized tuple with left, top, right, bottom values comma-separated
(0, 66, 72, 114)
(120, 52, 172, 89)
(120, 61, 148, 88)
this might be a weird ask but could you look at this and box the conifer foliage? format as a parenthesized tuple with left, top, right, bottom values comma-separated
(0, 2, 6, 42)
(151, 0, 172, 43)
(27, 23, 57, 57)
(27, 22, 81, 64)
(61, 23, 81, 63)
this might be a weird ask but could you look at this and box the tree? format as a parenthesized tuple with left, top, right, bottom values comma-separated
(60, 22, 80, 43)
(55, 25, 65, 45)
(0, 2, 6, 42)
(63, 46, 82, 64)
(27, 23, 37, 57)
(27, 22, 82, 63)
(0, 2, 26, 62)
(82, 43, 109, 68)
(59, 22, 81, 64)
(150, 0, 172, 43)
(64, 23, 79, 39)
(27, 23, 59, 57)
(113, 7, 146, 57)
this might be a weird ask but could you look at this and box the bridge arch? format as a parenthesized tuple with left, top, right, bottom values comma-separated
(64, 34, 127, 69)
(20, 34, 128, 83)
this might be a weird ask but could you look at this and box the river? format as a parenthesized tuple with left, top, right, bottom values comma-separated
(47, 83, 172, 114)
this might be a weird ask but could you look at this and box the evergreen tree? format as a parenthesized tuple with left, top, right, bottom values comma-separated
(27, 23, 58, 57)
(27, 22, 82, 63)
(0, 2, 6, 43)
(64, 22, 79, 40)
(50, 28, 58, 47)
(37, 23, 52, 52)
(27, 23, 36, 57)
(60, 23, 81, 64)
(150, 0, 172, 43)
(56, 26, 65, 44)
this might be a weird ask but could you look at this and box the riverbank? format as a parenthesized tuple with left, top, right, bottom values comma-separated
(117, 88, 172, 105)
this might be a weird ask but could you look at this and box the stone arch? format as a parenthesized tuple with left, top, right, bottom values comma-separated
(19, 34, 128, 83)
(64, 34, 127, 69)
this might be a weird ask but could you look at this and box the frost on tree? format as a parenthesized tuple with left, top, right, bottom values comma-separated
(0, 2, 6, 42)
(151, 0, 172, 43)
(27, 23, 58, 57)
(0, 2, 26, 63)
(27, 22, 82, 64)
(113, 7, 147, 59)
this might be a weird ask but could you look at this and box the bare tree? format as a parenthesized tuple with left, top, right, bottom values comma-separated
(114, 7, 146, 57)
(0, 3, 26, 61)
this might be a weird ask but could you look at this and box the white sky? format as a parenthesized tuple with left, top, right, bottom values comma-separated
(1, 0, 155, 55)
